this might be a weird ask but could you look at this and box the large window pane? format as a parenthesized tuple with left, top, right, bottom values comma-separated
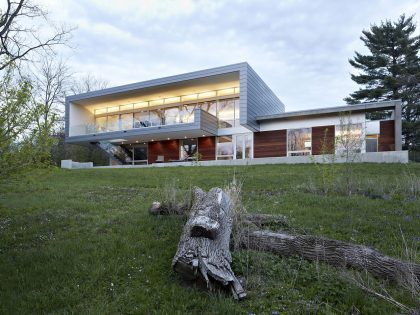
(234, 99, 240, 127)
(164, 106, 180, 125)
(217, 136, 233, 159)
(120, 113, 133, 130)
(95, 116, 107, 133)
(180, 104, 196, 123)
(236, 135, 243, 159)
(244, 134, 252, 158)
(200, 101, 217, 117)
(335, 123, 363, 155)
(134, 111, 150, 128)
(180, 138, 197, 160)
(107, 115, 120, 132)
(133, 144, 148, 162)
(218, 99, 235, 128)
(149, 109, 163, 126)
(287, 128, 311, 156)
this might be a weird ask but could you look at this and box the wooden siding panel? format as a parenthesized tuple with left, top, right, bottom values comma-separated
(198, 136, 216, 161)
(379, 120, 395, 151)
(312, 125, 335, 155)
(254, 130, 286, 158)
(148, 140, 179, 163)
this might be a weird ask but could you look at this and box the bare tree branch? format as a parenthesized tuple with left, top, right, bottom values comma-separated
(0, 0, 73, 70)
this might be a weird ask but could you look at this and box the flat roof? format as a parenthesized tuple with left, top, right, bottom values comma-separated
(66, 62, 247, 103)
(256, 100, 401, 121)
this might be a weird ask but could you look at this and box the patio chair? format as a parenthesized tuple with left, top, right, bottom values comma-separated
(156, 155, 164, 163)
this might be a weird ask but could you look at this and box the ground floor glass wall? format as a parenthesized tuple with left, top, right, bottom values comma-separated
(216, 133, 253, 160)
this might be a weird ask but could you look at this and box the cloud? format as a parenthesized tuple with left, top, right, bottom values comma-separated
(39, 0, 420, 110)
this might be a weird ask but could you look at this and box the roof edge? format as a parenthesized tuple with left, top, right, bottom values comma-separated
(66, 62, 248, 102)
(256, 100, 401, 121)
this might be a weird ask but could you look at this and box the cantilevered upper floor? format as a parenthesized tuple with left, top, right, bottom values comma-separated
(65, 62, 284, 144)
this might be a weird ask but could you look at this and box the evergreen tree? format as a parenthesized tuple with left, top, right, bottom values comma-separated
(345, 14, 420, 151)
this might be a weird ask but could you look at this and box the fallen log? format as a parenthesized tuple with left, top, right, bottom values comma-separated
(243, 230, 420, 284)
(148, 201, 188, 215)
(172, 187, 246, 300)
(242, 213, 288, 227)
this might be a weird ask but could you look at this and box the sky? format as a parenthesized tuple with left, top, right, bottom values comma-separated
(39, 0, 420, 111)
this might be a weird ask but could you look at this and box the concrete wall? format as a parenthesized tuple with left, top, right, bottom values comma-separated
(69, 103, 94, 137)
(259, 113, 366, 131)
(90, 151, 408, 169)
(61, 160, 93, 169)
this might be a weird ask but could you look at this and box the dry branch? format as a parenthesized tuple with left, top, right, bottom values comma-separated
(243, 230, 420, 284)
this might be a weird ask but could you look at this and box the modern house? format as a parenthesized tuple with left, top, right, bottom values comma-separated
(65, 62, 405, 166)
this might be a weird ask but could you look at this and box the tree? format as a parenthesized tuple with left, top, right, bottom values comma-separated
(69, 74, 108, 95)
(0, 0, 72, 70)
(0, 64, 51, 175)
(50, 74, 109, 166)
(345, 14, 420, 151)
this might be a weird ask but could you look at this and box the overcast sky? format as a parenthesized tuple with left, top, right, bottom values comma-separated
(40, 0, 419, 111)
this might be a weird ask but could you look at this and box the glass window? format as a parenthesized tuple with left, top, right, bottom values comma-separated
(95, 116, 107, 133)
(244, 134, 252, 158)
(180, 138, 197, 160)
(335, 123, 363, 155)
(149, 109, 163, 126)
(287, 128, 311, 156)
(366, 136, 378, 152)
(107, 115, 120, 132)
(366, 110, 393, 121)
(236, 135, 243, 159)
(200, 101, 217, 117)
(133, 144, 148, 162)
(234, 99, 240, 127)
(180, 104, 196, 123)
(164, 106, 180, 125)
(217, 88, 235, 97)
(120, 113, 133, 130)
(218, 99, 235, 128)
(134, 111, 150, 128)
(120, 104, 133, 111)
(217, 136, 233, 160)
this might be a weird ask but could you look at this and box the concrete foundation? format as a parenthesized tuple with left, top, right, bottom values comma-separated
(61, 160, 93, 169)
(90, 151, 408, 169)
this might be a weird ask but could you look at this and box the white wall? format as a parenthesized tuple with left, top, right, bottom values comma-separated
(259, 113, 366, 131)
(69, 103, 95, 136)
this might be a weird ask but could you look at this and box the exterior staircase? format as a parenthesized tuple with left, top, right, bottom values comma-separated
(95, 141, 132, 165)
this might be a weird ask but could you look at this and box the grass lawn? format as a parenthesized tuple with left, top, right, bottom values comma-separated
(0, 164, 419, 314)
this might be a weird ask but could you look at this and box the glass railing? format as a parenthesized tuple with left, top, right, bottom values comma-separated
(70, 109, 198, 136)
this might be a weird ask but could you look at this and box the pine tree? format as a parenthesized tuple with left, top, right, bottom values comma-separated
(345, 14, 420, 151)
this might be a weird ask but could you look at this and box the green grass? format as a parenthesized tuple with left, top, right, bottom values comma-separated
(0, 164, 419, 314)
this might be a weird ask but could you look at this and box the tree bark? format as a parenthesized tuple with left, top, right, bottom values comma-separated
(243, 230, 420, 284)
(172, 187, 246, 300)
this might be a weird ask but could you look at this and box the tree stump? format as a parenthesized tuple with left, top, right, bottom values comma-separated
(172, 187, 246, 300)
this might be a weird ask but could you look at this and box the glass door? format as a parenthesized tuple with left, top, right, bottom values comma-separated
(234, 133, 252, 159)
(131, 143, 148, 165)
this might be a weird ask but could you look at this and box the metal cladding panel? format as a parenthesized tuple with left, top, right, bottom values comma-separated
(65, 122, 199, 143)
(199, 110, 218, 134)
(240, 64, 285, 131)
